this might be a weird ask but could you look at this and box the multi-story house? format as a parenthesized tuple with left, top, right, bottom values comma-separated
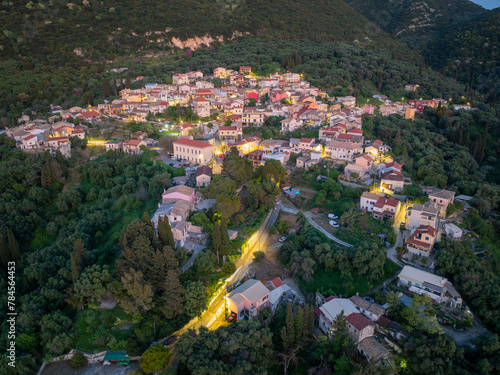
(398, 266, 462, 308)
(122, 139, 147, 154)
(195, 165, 212, 187)
(405, 225, 438, 257)
(173, 139, 213, 164)
(372, 197, 400, 220)
(428, 189, 455, 218)
(325, 140, 361, 161)
(359, 192, 381, 213)
(245, 149, 266, 168)
(380, 171, 405, 192)
(213, 67, 227, 78)
(193, 97, 210, 118)
(218, 125, 242, 140)
(227, 279, 271, 320)
(406, 201, 439, 230)
(242, 110, 265, 126)
(280, 118, 302, 134)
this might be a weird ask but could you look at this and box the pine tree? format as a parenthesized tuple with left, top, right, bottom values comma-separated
(303, 305, 314, 342)
(113, 77, 118, 96)
(212, 220, 222, 262)
(220, 217, 231, 257)
(0, 232, 10, 266)
(294, 306, 304, 344)
(125, 75, 132, 89)
(6, 228, 20, 262)
(102, 78, 111, 97)
(162, 269, 185, 319)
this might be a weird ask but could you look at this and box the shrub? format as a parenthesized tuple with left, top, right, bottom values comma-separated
(253, 251, 265, 263)
(70, 352, 88, 367)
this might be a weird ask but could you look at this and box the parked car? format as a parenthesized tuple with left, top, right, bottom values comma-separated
(226, 312, 237, 322)
(177, 158, 182, 162)
(328, 213, 338, 219)
(279, 236, 287, 243)
(329, 220, 339, 228)
(169, 163, 174, 166)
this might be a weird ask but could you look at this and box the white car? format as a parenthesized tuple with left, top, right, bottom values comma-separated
(328, 213, 338, 219)
(329, 220, 339, 228)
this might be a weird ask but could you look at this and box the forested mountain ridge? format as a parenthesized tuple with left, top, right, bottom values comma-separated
(0, 0, 387, 62)
(343, 0, 486, 49)
(424, 8, 500, 105)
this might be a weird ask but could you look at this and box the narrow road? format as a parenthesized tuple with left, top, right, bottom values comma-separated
(386, 204, 406, 266)
(164, 202, 281, 340)
(281, 202, 353, 248)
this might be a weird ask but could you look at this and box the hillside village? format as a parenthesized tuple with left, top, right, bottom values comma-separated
(3, 66, 489, 373)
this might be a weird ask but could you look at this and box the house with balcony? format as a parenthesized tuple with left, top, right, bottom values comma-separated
(242, 110, 265, 127)
(406, 201, 439, 230)
(122, 139, 147, 154)
(245, 149, 266, 168)
(360, 192, 381, 213)
(405, 225, 437, 257)
(428, 189, 455, 218)
(398, 266, 462, 307)
(227, 279, 271, 320)
(218, 125, 242, 140)
(372, 196, 400, 220)
(317, 297, 389, 363)
(380, 171, 405, 192)
(325, 140, 361, 161)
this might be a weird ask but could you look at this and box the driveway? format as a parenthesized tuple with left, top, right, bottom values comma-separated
(280, 201, 353, 248)
(42, 361, 140, 375)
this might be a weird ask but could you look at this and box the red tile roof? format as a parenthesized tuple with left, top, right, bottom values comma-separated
(123, 139, 143, 146)
(300, 138, 313, 143)
(269, 277, 284, 288)
(174, 138, 212, 148)
(196, 165, 212, 177)
(324, 295, 338, 302)
(23, 135, 37, 141)
(414, 225, 438, 237)
(193, 97, 209, 102)
(374, 197, 400, 209)
(346, 313, 374, 331)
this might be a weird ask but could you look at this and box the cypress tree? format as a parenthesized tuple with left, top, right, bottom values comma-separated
(162, 269, 184, 319)
(113, 77, 118, 96)
(6, 228, 20, 262)
(286, 302, 295, 346)
(220, 217, 231, 257)
(102, 78, 112, 97)
(125, 75, 132, 89)
(294, 306, 304, 343)
(158, 217, 175, 250)
(71, 239, 88, 283)
(213, 221, 222, 262)
(120, 78, 125, 90)
(0, 232, 10, 266)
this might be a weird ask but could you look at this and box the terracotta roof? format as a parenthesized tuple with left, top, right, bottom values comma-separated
(269, 277, 284, 288)
(220, 126, 238, 131)
(377, 315, 392, 328)
(164, 185, 195, 196)
(196, 165, 212, 178)
(181, 123, 194, 129)
(374, 197, 399, 209)
(414, 225, 438, 237)
(300, 137, 313, 143)
(346, 313, 374, 331)
(123, 139, 143, 146)
(193, 97, 209, 102)
(385, 161, 402, 170)
(173, 138, 212, 148)
(381, 171, 404, 182)
(23, 135, 37, 141)
(324, 295, 338, 302)
(337, 134, 355, 141)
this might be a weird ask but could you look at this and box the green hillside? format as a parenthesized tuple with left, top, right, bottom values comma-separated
(424, 8, 500, 104)
(343, 0, 486, 49)
(0, 0, 385, 62)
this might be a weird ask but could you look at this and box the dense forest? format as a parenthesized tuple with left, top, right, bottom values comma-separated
(423, 8, 500, 105)
(344, 0, 485, 49)
(0, 0, 386, 62)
